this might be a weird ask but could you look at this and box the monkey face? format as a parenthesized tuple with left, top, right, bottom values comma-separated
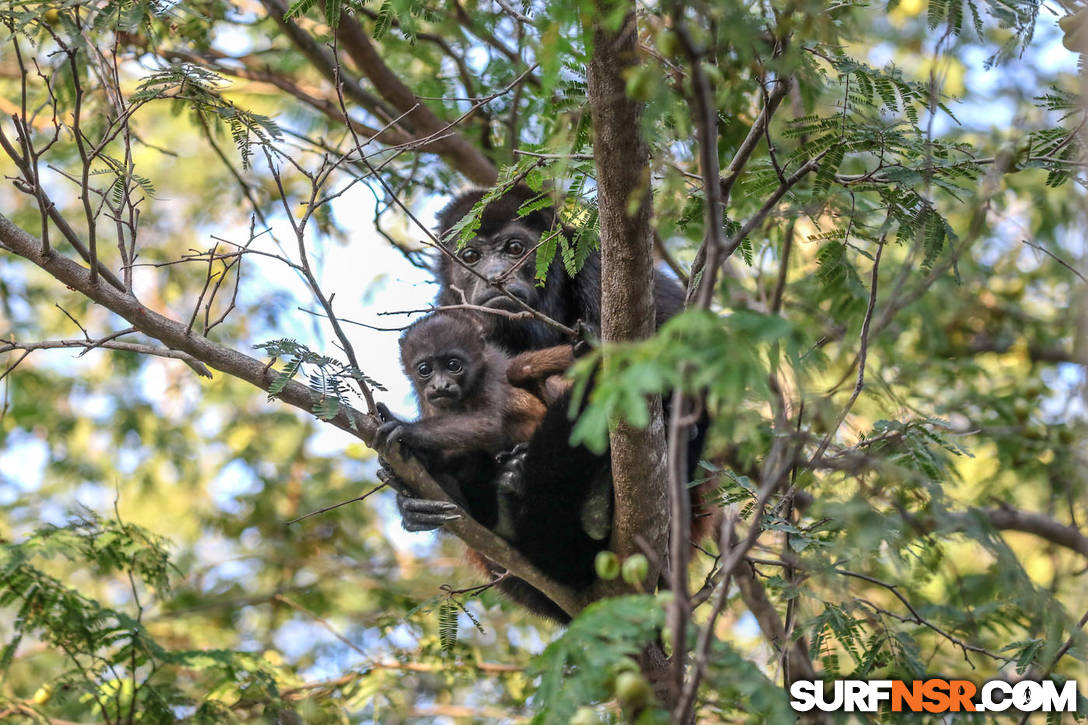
(399, 312, 489, 412)
(442, 222, 540, 311)
(408, 349, 480, 409)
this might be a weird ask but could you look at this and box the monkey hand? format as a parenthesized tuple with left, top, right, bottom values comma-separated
(373, 403, 409, 455)
(495, 442, 529, 466)
(572, 320, 597, 357)
(495, 444, 528, 497)
(493, 444, 529, 541)
(396, 492, 461, 531)
(374, 419, 426, 459)
(374, 401, 404, 426)
(376, 458, 411, 495)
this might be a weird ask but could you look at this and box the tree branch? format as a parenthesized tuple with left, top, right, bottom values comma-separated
(908, 506, 1088, 559)
(330, 10, 499, 184)
(0, 211, 584, 618)
(1, 337, 213, 377)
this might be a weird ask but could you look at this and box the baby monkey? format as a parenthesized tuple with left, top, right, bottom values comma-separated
(374, 311, 574, 536)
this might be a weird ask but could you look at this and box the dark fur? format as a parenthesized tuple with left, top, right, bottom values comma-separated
(377, 312, 556, 528)
(435, 186, 685, 352)
(397, 187, 709, 622)
(380, 312, 584, 620)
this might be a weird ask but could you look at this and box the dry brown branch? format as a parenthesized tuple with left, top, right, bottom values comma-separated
(0, 211, 585, 618)
(328, 7, 499, 184)
(1, 337, 213, 377)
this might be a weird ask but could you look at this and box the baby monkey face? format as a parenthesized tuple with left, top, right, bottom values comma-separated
(410, 348, 477, 409)
(399, 311, 489, 412)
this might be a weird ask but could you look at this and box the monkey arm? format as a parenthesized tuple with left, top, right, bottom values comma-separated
(505, 389, 548, 442)
(506, 346, 577, 408)
(539, 375, 574, 407)
(506, 345, 575, 391)
(379, 413, 511, 457)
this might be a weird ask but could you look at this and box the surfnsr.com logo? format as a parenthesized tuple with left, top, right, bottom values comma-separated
(789, 679, 1078, 713)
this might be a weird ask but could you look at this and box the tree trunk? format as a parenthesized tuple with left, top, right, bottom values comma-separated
(585, 6, 673, 708)
(586, 6, 668, 569)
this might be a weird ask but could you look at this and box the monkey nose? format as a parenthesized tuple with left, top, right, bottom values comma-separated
(431, 382, 455, 398)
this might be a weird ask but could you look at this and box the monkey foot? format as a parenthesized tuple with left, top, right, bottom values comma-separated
(396, 492, 461, 532)
(376, 458, 410, 495)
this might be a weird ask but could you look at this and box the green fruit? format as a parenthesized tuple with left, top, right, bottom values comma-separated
(1023, 380, 1045, 398)
(604, 658, 639, 692)
(621, 554, 650, 585)
(614, 671, 654, 709)
(661, 625, 674, 650)
(43, 8, 60, 25)
(595, 551, 620, 580)
(1023, 423, 1047, 441)
(1012, 398, 1032, 422)
(1058, 427, 1075, 445)
(569, 706, 601, 725)
(657, 29, 681, 57)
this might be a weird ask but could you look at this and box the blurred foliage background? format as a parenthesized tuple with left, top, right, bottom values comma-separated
(0, 0, 1085, 721)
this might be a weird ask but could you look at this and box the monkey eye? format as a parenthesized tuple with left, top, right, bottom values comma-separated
(460, 248, 481, 264)
(504, 239, 525, 256)
(416, 362, 433, 377)
(445, 358, 463, 373)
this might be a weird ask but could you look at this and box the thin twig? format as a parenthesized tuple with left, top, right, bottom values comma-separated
(835, 569, 1003, 663)
(0, 337, 213, 377)
(285, 482, 387, 525)
(806, 236, 884, 468)
(1021, 239, 1086, 282)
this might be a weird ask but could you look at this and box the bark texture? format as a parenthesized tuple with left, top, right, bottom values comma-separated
(586, 11, 669, 564)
